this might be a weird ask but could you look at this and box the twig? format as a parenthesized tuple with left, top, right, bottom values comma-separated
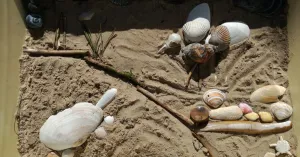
(192, 132, 219, 157)
(23, 49, 89, 56)
(185, 63, 198, 89)
(100, 29, 117, 56)
(136, 86, 194, 127)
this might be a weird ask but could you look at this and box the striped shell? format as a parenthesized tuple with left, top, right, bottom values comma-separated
(209, 25, 230, 52)
(270, 102, 293, 120)
(203, 89, 226, 108)
(183, 18, 210, 43)
(250, 85, 286, 103)
(221, 22, 250, 45)
(209, 106, 243, 120)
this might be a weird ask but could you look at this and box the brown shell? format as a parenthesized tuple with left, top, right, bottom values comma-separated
(187, 44, 214, 63)
(190, 106, 209, 123)
(209, 25, 230, 51)
(203, 89, 226, 108)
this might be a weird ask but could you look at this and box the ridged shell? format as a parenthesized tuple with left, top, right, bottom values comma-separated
(270, 102, 293, 120)
(209, 106, 243, 120)
(186, 3, 211, 22)
(39, 102, 103, 150)
(183, 18, 210, 43)
(208, 25, 230, 52)
(250, 85, 286, 103)
(203, 89, 226, 108)
(190, 106, 209, 123)
(221, 22, 250, 45)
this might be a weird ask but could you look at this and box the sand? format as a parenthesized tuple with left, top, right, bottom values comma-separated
(17, 0, 297, 156)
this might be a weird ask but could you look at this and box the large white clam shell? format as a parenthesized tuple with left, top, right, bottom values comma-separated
(39, 102, 103, 150)
(183, 3, 211, 43)
(221, 22, 250, 45)
(250, 85, 286, 103)
(209, 106, 243, 120)
(270, 102, 293, 120)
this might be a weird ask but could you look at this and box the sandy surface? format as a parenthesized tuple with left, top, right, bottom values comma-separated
(18, 0, 297, 156)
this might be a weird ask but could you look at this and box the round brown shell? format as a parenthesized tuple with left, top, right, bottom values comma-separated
(187, 44, 213, 63)
(190, 106, 209, 123)
(203, 89, 226, 108)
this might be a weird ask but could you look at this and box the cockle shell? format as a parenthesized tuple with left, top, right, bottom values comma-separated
(95, 127, 107, 139)
(104, 116, 114, 125)
(238, 103, 253, 114)
(250, 85, 286, 103)
(209, 106, 243, 120)
(259, 111, 273, 123)
(190, 106, 209, 123)
(270, 102, 293, 120)
(183, 3, 211, 43)
(39, 88, 117, 151)
(158, 33, 182, 54)
(221, 22, 250, 45)
(244, 112, 259, 121)
(203, 89, 226, 108)
(182, 43, 215, 63)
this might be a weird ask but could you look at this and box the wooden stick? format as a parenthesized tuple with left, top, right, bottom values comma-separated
(136, 86, 194, 126)
(23, 49, 89, 56)
(192, 132, 219, 157)
(185, 63, 198, 89)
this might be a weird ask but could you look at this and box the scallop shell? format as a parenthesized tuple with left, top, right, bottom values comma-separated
(238, 103, 253, 114)
(209, 106, 243, 120)
(203, 89, 226, 108)
(186, 3, 211, 22)
(270, 102, 293, 120)
(183, 18, 210, 43)
(250, 85, 286, 103)
(190, 106, 209, 123)
(208, 25, 230, 52)
(39, 102, 103, 150)
(221, 22, 250, 45)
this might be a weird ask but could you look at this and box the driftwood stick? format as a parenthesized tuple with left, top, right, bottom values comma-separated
(136, 86, 194, 126)
(185, 63, 198, 89)
(23, 49, 89, 56)
(192, 132, 219, 157)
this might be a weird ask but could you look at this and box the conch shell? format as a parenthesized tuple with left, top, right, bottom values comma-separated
(203, 89, 226, 108)
(270, 102, 293, 120)
(182, 3, 211, 43)
(250, 85, 286, 103)
(39, 88, 117, 150)
(158, 33, 181, 54)
(209, 106, 243, 120)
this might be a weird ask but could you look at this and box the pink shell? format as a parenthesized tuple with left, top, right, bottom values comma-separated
(238, 103, 253, 114)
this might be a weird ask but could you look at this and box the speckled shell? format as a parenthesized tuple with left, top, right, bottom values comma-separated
(221, 22, 250, 45)
(250, 85, 286, 103)
(183, 18, 210, 43)
(203, 89, 226, 108)
(270, 102, 293, 120)
(39, 102, 103, 151)
(209, 106, 243, 120)
(190, 106, 209, 123)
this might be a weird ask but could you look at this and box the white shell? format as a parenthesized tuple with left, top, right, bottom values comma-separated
(78, 11, 95, 21)
(95, 127, 107, 139)
(264, 152, 276, 157)
(96, 88, 117, 109)
(62, 149, 75, 157)
(221, 22, 250, 45)
(270, 102, 293, 120)
(158, 33, 182, 54)
(209, 106, 243, 120)
(39, 102, 103, 150)
(104, 116, 114, 125)
(250, 85, 286, 103)
(270, 136, 291, 156)
(203, 89, 226, 108)
(183, 3, 211, 43)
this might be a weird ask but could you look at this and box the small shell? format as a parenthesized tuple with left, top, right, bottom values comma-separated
(203, 89, 226, 108)
(221, 22, 250, 45)
(250, 85, 286, 103)
(209, 106, 243, 120)
(238, 103, 253, 114)
(95, 127, 107, 139)
(62, 149, 75, 157)
(270, 102, 293, 120)
(47, 152, 59, 157)
(104, 116, 114, 125)
(259, 112, 273, 123)
(244, 112, 259, 121)
(190, 106, 209, 123)
(25, 14, 43, 29)
(185, 43, 213, 63)
(208, 25, 230, 52)
(96, 88, 117, 109)
(183, 18, 210, 43)
(186, 3, 211, 22)
(158, 33, 181, 54)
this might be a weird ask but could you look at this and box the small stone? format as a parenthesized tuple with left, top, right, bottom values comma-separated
(259, 112, 273, 123)
(201, 147, 208, 153)
(62, 149, 75, 157)
(264, 152, 275, 157)
(47, 152, 59, 157)
(95, 127, 107, 139)
(245, 112, 259, 121)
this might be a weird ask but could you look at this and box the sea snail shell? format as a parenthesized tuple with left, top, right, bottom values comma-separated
(190, 106, 209, 124)
(183, 3, 211, 43)
(182, 43, 215, 63)
(157, 33, 182, 54)
(203, 89, 226, 108)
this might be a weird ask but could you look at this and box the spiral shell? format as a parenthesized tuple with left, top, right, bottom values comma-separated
(270, 102, 293, 120)
(250, 85, 286, 103)
(203, 89, 226, 108)
(190, 106, 209, 123)
(209, 106, 243, 120)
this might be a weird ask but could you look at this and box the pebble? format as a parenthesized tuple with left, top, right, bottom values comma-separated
(259, 112, 273, 123)
(244, 112, 259, 121)
(264, 152, 276, 157)
(47, 152, 59, 157)
(95, 127, 107, 139)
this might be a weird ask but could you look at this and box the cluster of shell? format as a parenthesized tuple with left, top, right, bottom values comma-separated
(40, 88, 118, 156)
(190, 85, 293, 124)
